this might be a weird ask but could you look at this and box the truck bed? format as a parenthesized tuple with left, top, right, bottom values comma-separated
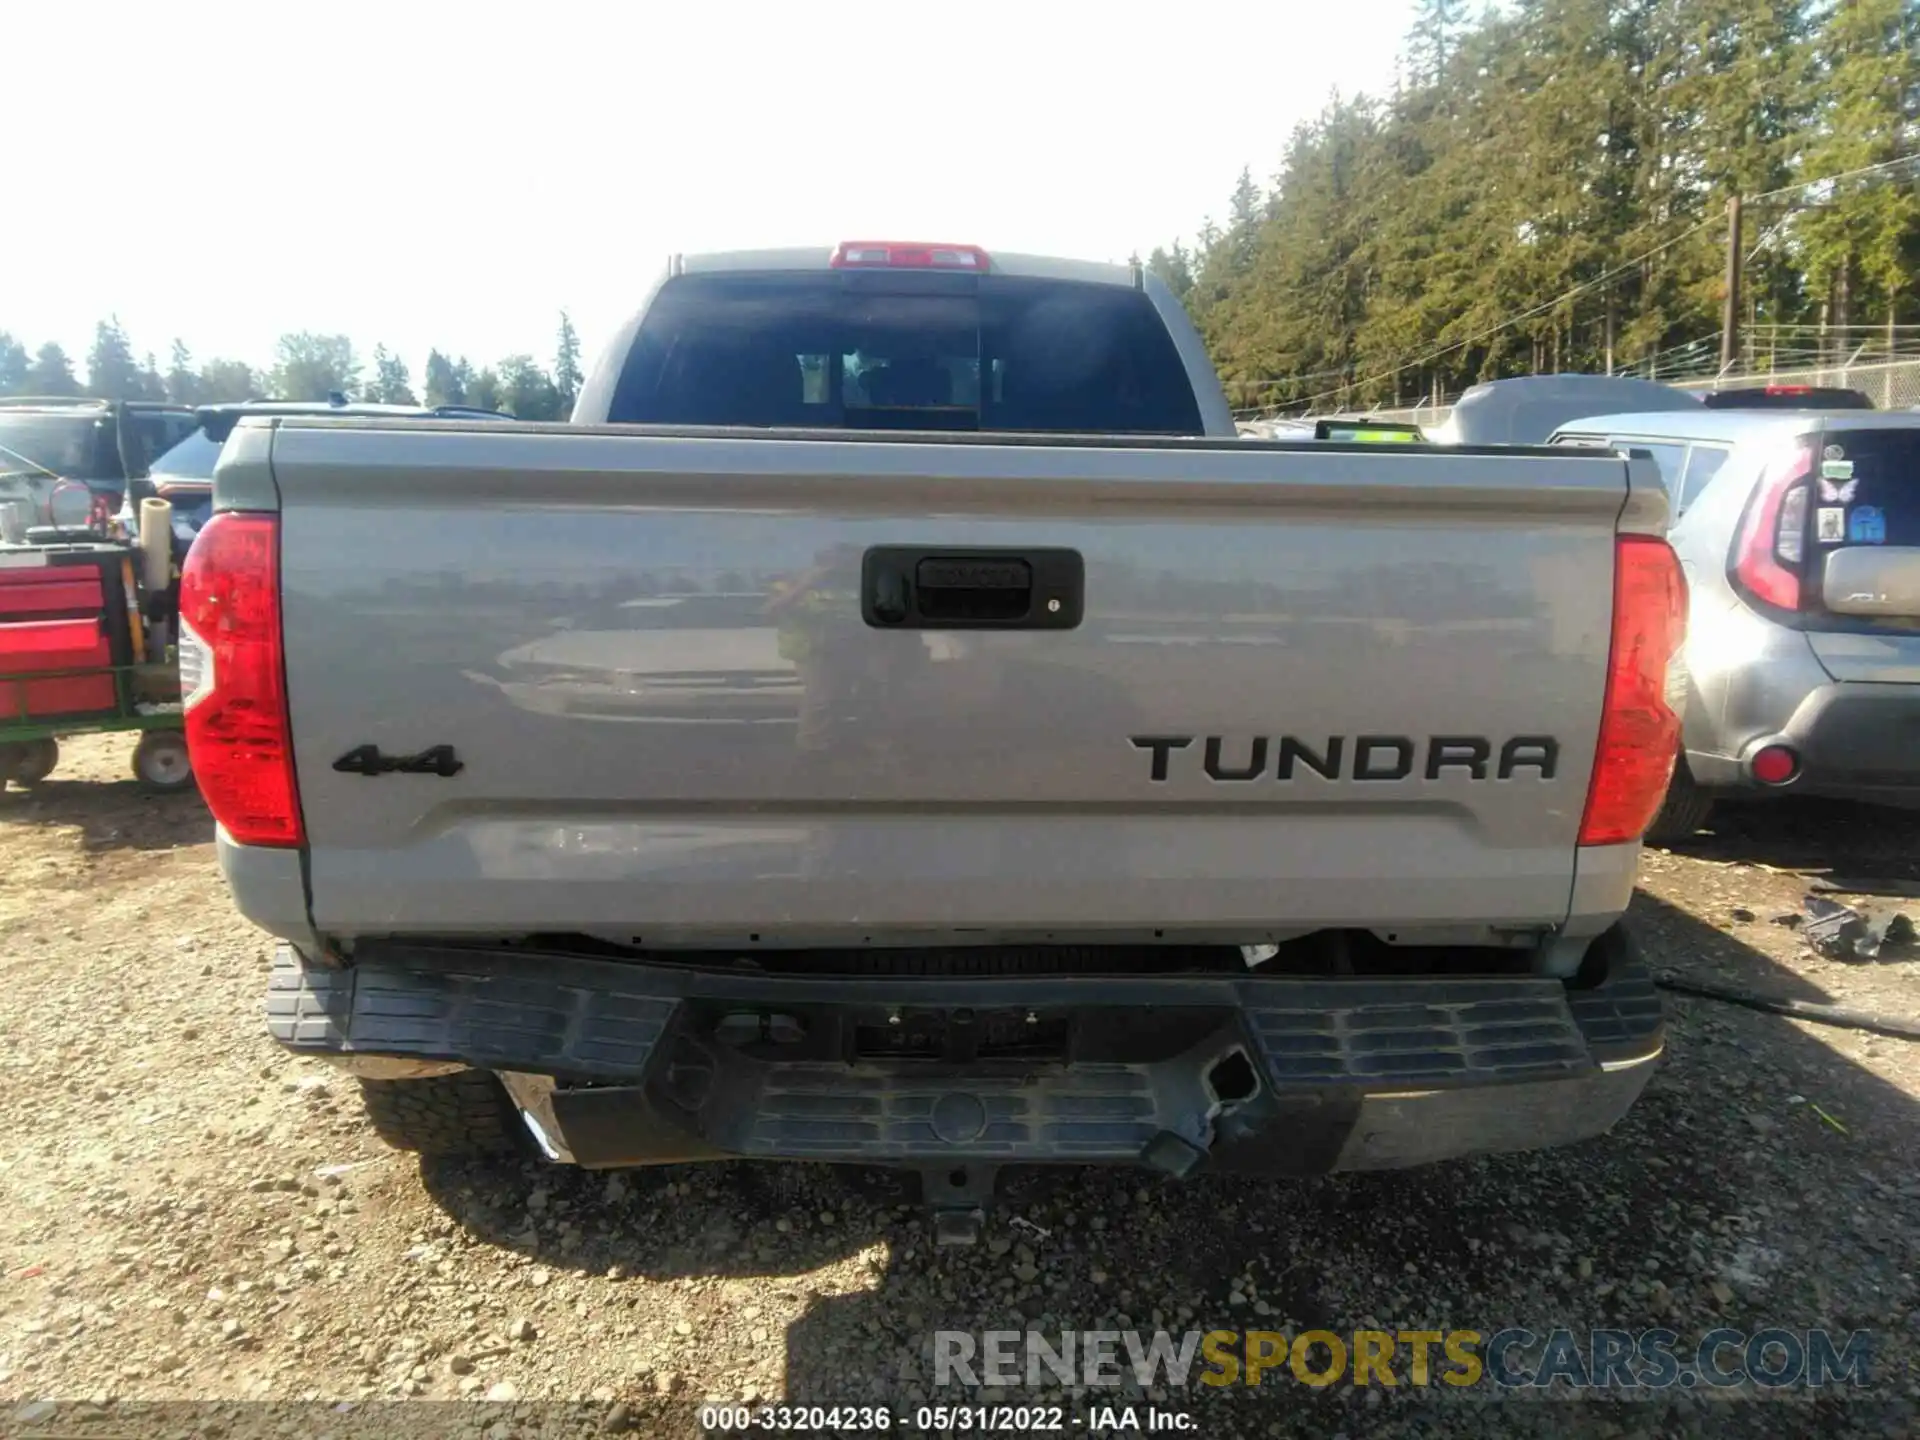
(217, 419, 1661, 954)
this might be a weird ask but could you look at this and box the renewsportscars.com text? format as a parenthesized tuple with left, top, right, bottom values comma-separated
(933, 1327, 1873, 1391)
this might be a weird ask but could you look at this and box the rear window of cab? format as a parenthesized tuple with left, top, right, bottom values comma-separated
(608, 271, 1204, 436)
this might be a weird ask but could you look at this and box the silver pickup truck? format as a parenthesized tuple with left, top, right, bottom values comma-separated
(193, 243, 1678, 1240)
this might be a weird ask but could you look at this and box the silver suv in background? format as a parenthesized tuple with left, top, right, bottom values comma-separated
(1551, 410, 1920, 842)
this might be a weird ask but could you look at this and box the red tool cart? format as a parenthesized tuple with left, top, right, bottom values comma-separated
(0, 542, 191, 790)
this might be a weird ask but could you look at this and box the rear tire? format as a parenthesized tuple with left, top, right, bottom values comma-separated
(132, 730, 195, 791)
(356, 1070, 526, 1158)
(1645, 753, 1715, 846)
(8, 738, 58, 788)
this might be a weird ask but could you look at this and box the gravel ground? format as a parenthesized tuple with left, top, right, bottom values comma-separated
(2, 736, 1918, 1439)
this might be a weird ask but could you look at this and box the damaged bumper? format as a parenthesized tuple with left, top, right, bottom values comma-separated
(268, 927, 1662, 1192)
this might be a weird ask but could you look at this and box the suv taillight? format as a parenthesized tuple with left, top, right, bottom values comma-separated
(178, 512, 304, 847)
(1730, 442, 1814, 610)
(1579, 535, 1688, 846)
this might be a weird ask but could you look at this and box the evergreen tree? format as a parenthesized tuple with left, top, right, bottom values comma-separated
(198, 359, 259, 403)
(1794, 0, 1920, 340)
(270, 333, 360, 401)
(1146, 0, 1912, 406)
(27, 343, 81, 396)
(0, 332, 28, 394)
(554, 312, 584, 416)
(165, 340, 200, 405)
(86, 316, 141, 398)
(466, 365, 502, 412)
(1146, 243, 1196, 303)
(422, 349, 465, 407)
(498, 355, 561, 420)
(1406, 0, 1467, 85)
(370, 345, 418, 405)
(139, 351, 166, 401)
(1225, 166, 1265, 274)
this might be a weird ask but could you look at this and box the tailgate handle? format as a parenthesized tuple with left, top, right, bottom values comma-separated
(861, 546, 1083, 630)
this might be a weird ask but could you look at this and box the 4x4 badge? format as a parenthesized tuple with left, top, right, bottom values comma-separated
(332, 745, 463, 778)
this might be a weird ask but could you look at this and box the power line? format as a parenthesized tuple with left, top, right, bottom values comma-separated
(1273, 213, 1722, 413)
(1242, 151, 1920, 415)
(1226, 362, 1361, 393)
(1747, 152, 1920, 205)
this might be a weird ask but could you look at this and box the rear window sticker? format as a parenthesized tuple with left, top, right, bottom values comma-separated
(1817, 506, 1847, 542)
(1821, 459, 1855, 481)
(1820, 476, 1859, 503)
(1824, 443, 1846, 461)
(1848, 506, 1886, 544)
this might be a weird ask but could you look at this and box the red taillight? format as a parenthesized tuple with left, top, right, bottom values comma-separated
(178, 512, 304, 847)
(829, 241, 990, 272)
(1579, 535, 1689, 846)
(1764, 385, 1812, 396)
(1730, 442, 1813, 610)
(1749, 744, 1800, 786)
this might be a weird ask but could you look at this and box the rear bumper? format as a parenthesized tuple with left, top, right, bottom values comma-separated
(267, 928, 1663, 1177)
(1690, 681, 1920, 807)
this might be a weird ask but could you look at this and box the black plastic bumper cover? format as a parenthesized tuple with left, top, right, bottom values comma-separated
(1695, 681, 1920, 803)
(1783, 682, 1920, 802)
(268, 929, 1663, 1176)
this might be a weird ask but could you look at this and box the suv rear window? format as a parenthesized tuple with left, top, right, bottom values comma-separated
(0, 410, 195, 484)
(150, 427, 222, 478)
(0, 413, 119, 481)
(1819, 429, 1917, 548)
(608, 272, 1203, 435)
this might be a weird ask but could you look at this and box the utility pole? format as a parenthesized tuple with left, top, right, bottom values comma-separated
(1720, 194, 1744, 373)
(1604, 284, 1616, 376)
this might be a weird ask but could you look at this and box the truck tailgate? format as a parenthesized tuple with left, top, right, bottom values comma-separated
(257, 424, 1631, 944)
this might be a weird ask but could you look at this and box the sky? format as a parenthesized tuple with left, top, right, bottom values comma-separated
(9, 0, 1418, 385)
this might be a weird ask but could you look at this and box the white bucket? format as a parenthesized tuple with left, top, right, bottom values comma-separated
(139, 497, 174, 593)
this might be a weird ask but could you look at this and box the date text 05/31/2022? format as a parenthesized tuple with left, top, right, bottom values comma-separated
(698, 1404, 1196, 1433)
